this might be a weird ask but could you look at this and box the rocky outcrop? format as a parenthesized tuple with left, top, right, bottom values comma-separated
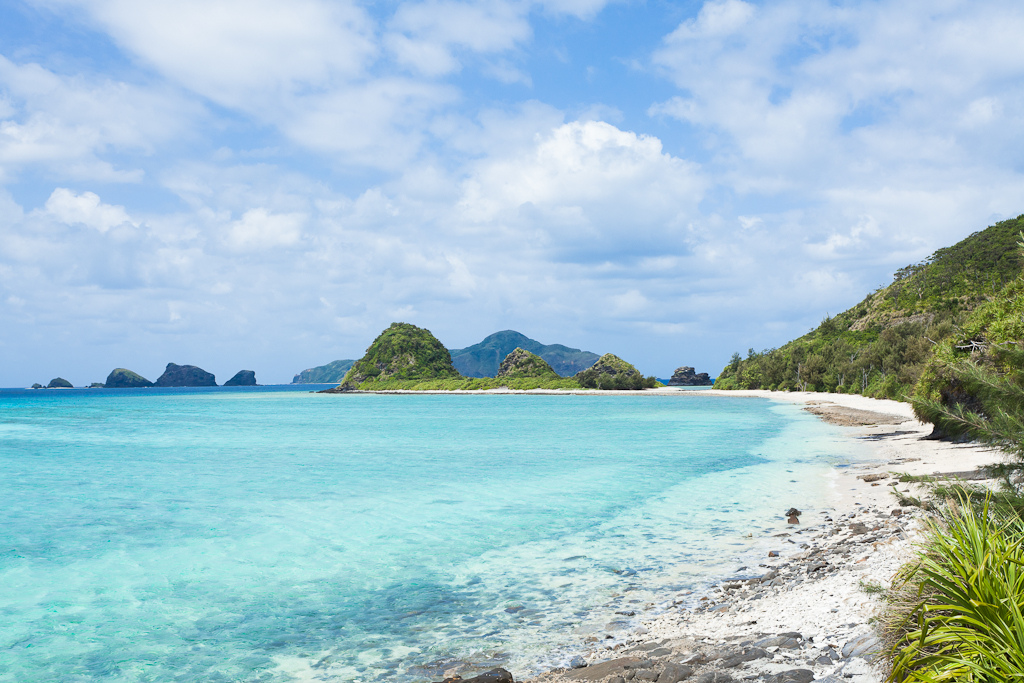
(154, 363, 217, 387)
(667, 367, 713, 386)
(224, 370, 256, 386)
(575, 354, 657, 390)
(104, 368, 154, 388)
(496, 348, 559, 379)
(292, 360, 355, 384)
(30, 383, 43, 389)
(450, 330, 599, 378)
(46, 377, 73, 388)
(337, 322, 461, 389)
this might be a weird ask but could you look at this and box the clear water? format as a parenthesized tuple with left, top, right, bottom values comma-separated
(0, 387, 869, 682)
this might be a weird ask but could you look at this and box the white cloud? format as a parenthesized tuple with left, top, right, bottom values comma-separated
(226, 208, 305, 251)
(44, 188, 135, 232)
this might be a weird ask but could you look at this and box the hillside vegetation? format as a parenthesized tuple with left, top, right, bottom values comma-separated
(715, 216, 1024, 400)
(450, 330, 599, 377)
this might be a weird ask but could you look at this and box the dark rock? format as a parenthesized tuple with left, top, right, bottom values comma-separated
(634, 670, 658, 681)
(104, 368, 154, 388)
(891, 508, 903, 517)
(648, 648, 673, 657)
(88, 383, 105, 388)
(610, 678, 626, 683)
(753, 635, 801, 649)
(569, 656, 587, 669)
(47, 377, 73, 388)
(763, 670, 814, 683)
(439, 668, 514, 683)
(566, 658, 644, 681)
(660, 663, 694, 683)
(667, 366, 713, 386)
(693, 673, 734, 683)
(224, 370, 256, 386)
(720, 648, 767, 668)
(30, 383, 42, 389)
(154, 363, 216, 387)
(841, 634, 878, 658)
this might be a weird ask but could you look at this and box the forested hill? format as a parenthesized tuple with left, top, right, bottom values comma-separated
(714, 215, 1024, 400)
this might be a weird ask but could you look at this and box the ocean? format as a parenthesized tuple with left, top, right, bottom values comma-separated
(0, 386, 869, 682)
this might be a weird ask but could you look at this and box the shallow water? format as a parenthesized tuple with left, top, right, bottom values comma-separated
(0, 387, 868, 682)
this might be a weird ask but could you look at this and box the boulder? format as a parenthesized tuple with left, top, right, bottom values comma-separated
(104, 368, 154, 388)
(764, 670, 814, 683)
(47, 377, 73, 388)
(433, 669, 514, 683)
(154, 363, 217, 387)
(224, 370, 257, 386)
(667, 366, 713, 386)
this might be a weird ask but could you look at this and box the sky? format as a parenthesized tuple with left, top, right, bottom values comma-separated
(2, 0, 1024, 386)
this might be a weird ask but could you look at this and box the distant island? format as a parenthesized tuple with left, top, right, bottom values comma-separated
(323, 322, 657, 392)
(449, 330, 599, 377)
(667, 366, 713, 386)
(291, 360, 356, 384)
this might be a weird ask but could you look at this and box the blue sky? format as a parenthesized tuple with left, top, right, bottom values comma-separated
(2, 0, 1024, 386)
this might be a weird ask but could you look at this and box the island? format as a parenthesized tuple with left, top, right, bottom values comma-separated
(153, 363, 217, 387)
(667, 366, 713, 386)
(104, 368, 154, 388)
(224, 370, 257, 386)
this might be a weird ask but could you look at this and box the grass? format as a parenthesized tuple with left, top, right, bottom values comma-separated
(860, 580, 886, 595)
(882, 495, 1024, 682)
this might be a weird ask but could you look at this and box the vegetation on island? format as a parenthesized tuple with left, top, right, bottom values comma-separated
(714, 216, 1024, 401)
(154, 363, 216, 387)
(496, 348, 560, 379)
(291, 359, 355, 384)
(339, 322, 462, 388)
(46, 377, 73, 388)
(574, 353, 659, 390)
(330, 326, 656, 391)
(449, 330, 599, 377)
(104, 368, 154, 388)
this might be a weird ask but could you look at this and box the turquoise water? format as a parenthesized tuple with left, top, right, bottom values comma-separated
(0, 387, 867, 682)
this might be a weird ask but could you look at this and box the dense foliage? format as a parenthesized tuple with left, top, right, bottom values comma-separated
(449, 330, 599, 377)
(574, 353, 659, 390)
(340, 322, 461, 387)
(292, 359, 355, 384)
(104, 367, 153, 388)
(496, 348, 560, 379)
(344, 376, 583, 391)
(884, 497, 1024, 682)
(715, 216, 1024, 400)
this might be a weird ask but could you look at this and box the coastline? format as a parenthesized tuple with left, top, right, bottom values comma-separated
(448, 390, 1007, 683)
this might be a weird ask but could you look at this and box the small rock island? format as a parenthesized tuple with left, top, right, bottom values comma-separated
(224, 370, 257, 386)
(46, 377, 73, 388)
(667, 366, 713, 386)
(154, 363, 217, 387)
(496, 348, 560, 379)
(333, 322, 460, 390)
(574, 353, 658, 390)
(104, 368, 154, 388)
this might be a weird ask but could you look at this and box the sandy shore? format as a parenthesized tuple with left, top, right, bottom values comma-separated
(442, 390, 1008, 683)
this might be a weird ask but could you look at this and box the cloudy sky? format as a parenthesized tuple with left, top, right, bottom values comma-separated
(1, 0, 1023, 386)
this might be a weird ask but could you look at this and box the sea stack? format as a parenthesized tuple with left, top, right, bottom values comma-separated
(668, 366, 713, 386)
(46, 377, 73, 388)
(154, 363, 217, 387)
(224, 370, 256, 386)
(104, 368, 154, 388)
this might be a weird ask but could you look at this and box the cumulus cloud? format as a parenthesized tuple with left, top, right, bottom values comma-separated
(44, 188, 135, 232)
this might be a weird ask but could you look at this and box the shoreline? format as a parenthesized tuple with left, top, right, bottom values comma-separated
(444, 390, 1007, 683)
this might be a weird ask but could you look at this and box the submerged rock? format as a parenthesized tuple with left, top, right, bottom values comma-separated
(667, 366, 713, 386)
(104, 368, 154, 388)
(47, 377, 73, 388)
(154, 363, 217, 387)
(224, 370, 256, 386)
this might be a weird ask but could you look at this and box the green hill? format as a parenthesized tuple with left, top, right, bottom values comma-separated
(496, 348, 560, 379)
(450, 330, 599, 377)
(339, 323, 461, 388)
(715, 215, 1024, 400)
(292, 360, 355, 384)
(574, 354, 658, 390)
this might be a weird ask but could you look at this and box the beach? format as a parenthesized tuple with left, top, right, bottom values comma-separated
(483, 389, 1006, 683)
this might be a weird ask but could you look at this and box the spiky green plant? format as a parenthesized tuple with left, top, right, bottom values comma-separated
(884, 496, 1024, 682)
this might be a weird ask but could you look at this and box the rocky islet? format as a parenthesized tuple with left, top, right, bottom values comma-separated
(667, 367, 713, 387)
